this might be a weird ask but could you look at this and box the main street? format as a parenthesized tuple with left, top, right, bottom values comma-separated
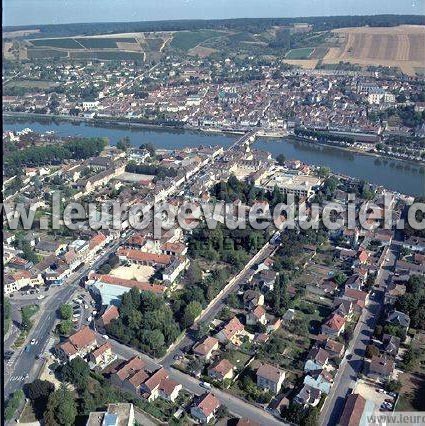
(319, 243, 398, 426)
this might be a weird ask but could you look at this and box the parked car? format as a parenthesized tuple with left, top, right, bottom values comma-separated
(200, 381, 211, 390)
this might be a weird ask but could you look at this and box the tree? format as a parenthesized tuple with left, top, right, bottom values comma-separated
(334, 272, 347, 286)
(385, 379, 402, 393)
(24, 379, 55, 419)
(186, 261, 202, 286)
(365, 344, 380, 359)
(57, 320, 73, 336)
(182, 301, 203, 328)
(117, 136, 131, 151)
(60, 357, 90, 389)
(98, 263, 112, 274)
(44, 385, 77, 426)
(318, 167, 331, 178)
(276, 154, 286, 166)
(59, 304, 73, 320)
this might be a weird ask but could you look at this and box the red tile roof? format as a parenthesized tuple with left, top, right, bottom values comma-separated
(115, 356, 146, 381)
(209, 359, 234, 377)
(324, 313, 346, 331)
(100, 305, 120, 326)
(193, 336, 219, 356)
(222, 317, 244, 340)
(339, 393, 366, 426)
(158, 378, 180, 396)
(197, 393, 220, 417)
(91, 342, 112, 359)
(117, 248, 171, 265)
(89, 233, 106, 250)
(143, 368, 168, 393)
(257, 363, 285, 383)
(68, 326, 96, 350)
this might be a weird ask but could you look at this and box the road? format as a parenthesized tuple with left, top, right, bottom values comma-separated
(319, 243, 398, 426)
(4, 236, 129, 397)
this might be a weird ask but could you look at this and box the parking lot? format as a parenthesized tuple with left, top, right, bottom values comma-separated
(355, 380, 396, 412)
(70, 289, 98, 331)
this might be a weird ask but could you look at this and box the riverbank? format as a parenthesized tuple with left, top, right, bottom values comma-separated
(4, 113, 424, 195)
(288, 135, 425, 167)
(5, 112, 422, 166)
(3, 112, 245, 137)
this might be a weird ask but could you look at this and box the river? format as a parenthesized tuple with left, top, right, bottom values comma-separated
(3, 117, 424, 196)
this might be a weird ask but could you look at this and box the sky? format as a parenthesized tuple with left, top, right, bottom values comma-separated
(3, 0, 425, 27)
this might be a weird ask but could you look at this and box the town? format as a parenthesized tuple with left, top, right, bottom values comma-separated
(3, 7, 425, 426)
(3, 54, 425, 164)
(3, 120, 425, 425)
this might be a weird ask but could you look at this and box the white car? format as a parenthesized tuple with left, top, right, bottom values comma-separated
(30, 339, 37, 345)
(102, 334, 109, 340)
(200, 381, 211, 390)
(37, 295, 45, 300)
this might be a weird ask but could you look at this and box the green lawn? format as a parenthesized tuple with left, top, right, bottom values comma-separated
(285, 47, 315, 59)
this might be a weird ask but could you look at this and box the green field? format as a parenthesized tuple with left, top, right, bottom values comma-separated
(30, 38, 81, 49)
(75, 37, 136, 49)
(171, 30, 223, 50)
(69, 50, 144, 61)
(144, 38, 164, 51)
(285, 47, 315, 59)
(27, 48, 68, 59)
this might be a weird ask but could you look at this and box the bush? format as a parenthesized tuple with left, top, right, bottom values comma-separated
(59, 304, 72, 320)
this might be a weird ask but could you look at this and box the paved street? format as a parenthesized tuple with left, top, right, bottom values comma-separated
(319, 244, 397, 426)
(4, 237, 128, 397)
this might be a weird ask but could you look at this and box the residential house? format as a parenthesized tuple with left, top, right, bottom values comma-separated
(88, 342, 116, 370)
(243, 290, 264, 310)
(321, 313, 346, 337)
(157, 378, 182, 403)
(333, 300, 354, 319)
(56, 326, 98, 361)
(246, 306, 267, 326)
(140, 368, 169, 401)
(322, 337, 345, 359)
(191, 393, 220, 424)
(342, 288, 368, 310)
(344, 274, 362, 290)
(338, 394, 371, 426)
(256, 363, 285, 394)
(111, 356, 146, 393)
(208, 359, 235, 382)
(215, 317, 250, 346)
(304, 348, 329, 373)
(97, 305, 120, 332)
(294, 384, 321, 407)
(304, 369, 333, 394)
(368, 355, 394, 380)
(386, 310, 410, 331)
(381, 334, 401, 357)
(193, 336, 219, 361)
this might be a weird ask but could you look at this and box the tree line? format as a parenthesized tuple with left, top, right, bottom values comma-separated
(4, 137, 107, 176)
